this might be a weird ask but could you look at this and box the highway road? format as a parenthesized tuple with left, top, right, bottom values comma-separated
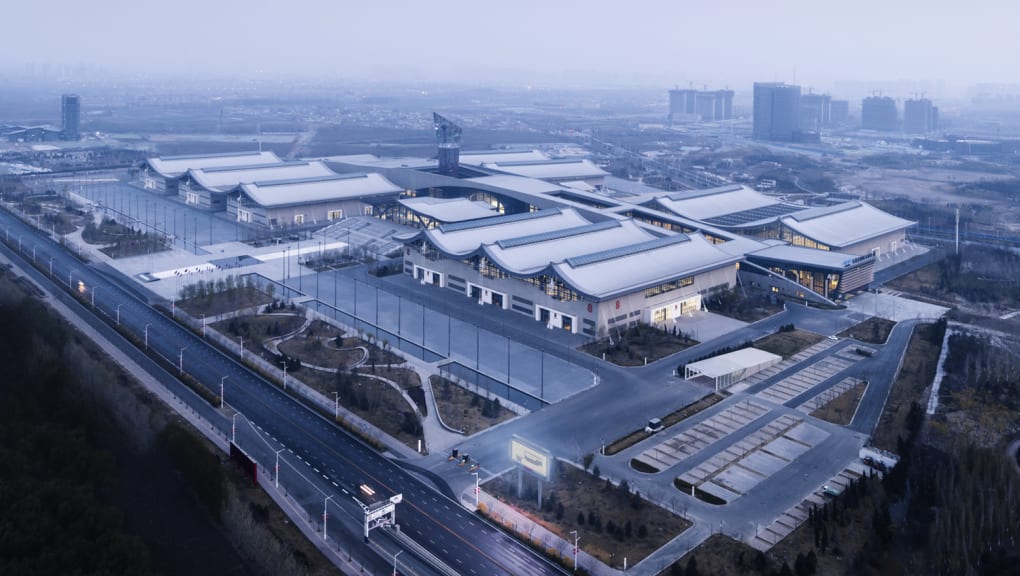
(0, 206, 569, 576)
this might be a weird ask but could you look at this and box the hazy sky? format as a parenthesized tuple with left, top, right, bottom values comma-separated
(2, 0, 1013, 90)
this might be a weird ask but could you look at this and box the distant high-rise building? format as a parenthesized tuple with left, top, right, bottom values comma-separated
(433, 113, 462, 176)
(861, 96, 898, 131)
(668, 87, 733, 122)
(903, 98, 938, 134)
(800, 93, 832, 131)
(61, 94, 80, 141)
(753, 82, 801, 141)
(830, 100, 850, 125)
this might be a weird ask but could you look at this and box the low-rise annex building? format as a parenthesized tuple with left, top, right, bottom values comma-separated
(398, 207, 740, 337)
(226, 172, 403, 229)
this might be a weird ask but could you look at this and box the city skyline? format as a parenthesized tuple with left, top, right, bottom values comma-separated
(1, 0, 1013, 91)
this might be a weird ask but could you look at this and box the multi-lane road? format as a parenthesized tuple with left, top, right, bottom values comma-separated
(0, 206, 568, 576)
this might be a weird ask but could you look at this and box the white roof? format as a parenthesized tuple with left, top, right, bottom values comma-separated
(239, 173, 402, 208)
(398, 196, 497, 223)
(147, 151, 280, 179)
(780, 201, 914, 248)
(188, 161, 335, 192)
(685, 348, 782, 379)
(483, 159, 609, 181)
(551, 232, 739, 299)
(460, 149, 550, 166)
(485, 219, 653, 275)
(426, 208, 591, 256)
(655, 186, 779, 221)
(467, 175, 567, 195)
(560, 180, 598, 192)
(322, 154, 436, 170)
(748, 244, 869, 270)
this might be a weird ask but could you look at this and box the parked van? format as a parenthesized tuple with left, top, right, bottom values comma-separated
(645, 418, 664, 433)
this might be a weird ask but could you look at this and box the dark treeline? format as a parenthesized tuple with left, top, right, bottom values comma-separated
(0, 276, 152, 575)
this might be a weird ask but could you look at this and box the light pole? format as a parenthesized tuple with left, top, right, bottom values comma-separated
(68, 269, 76, 290)
(220, 376, 228, 409)
(179, 346, 187, 374)
(472, 472, 480, 509)
(201, 313, 207, 337)
(323, 495, 334, 541)
(144, 323, 151, 349)
(231, 413, 238, 443)
(238, 336, 244, 361)
(116, 303, 122, 325)
(570, 530, 580, 572)
(49, 256, 54, 276)
(281, 361, 288, 390)
(91, 285, 97, 308)
(333, 392, 340, 419)
(274, 448, 285, 488)
(392, 550, 403, 576)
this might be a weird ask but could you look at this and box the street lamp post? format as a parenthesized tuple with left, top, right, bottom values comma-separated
(179, 346, 187, 374)
(220, 376, 228, 409)
(231, 413, 238, 443)
(570, 530, 580, 572)
(201, 313, 207, 338)
(116, 303, 122, 325)
(238, 336, 244, 361)
(144, 323, 151, 349)
(333, 392, 340, 419)
(322, 495, 334, 541)
(274, 448, 285, 488)
(49, 256, 54, 276)
(472, 472, 479, 509)
(281, 361, 288, 390)
(91, 285, 97, 308)
(68, 269, 76, 290)
(393, 550, 403, 576)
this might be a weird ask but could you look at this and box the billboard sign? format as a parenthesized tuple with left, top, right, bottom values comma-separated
(511, 435, 551, 481)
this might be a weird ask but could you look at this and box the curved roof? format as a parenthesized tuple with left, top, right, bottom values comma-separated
(187, 161, 334, 192)
(485, 219, 651, 275)
(780, 201, 914, 248)
(654, 185, 799, 222)
(421, 208, 591, 256)
(403, 208, 739, 300)
(482, 158, 608, 181)
(146, 151, 280, 179)
(550, 233, 739, 299)
(398, 197, 497, 223)
(238, 173, 401, 208)
(460, 149, 550, 166)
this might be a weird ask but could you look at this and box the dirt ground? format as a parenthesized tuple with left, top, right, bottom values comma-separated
(484, 464, 691, 568)
(580, 324, 697, 366)
(431, 375, 515, 435)
(753, 329, 825, 359)
(178, 286, 274, 317)
(872, 323, 942, 452)
(839, 317, 895, 344)
(811, 381, 868, 426)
